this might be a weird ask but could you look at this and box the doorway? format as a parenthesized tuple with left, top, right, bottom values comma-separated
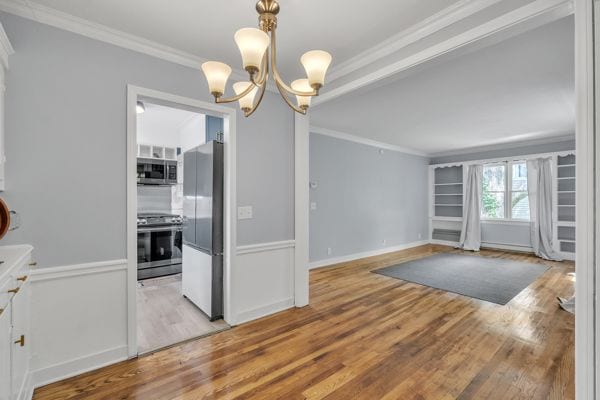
(126, 86, 237, 357)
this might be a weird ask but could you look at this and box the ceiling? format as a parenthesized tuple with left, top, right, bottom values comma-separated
(137, 102, 200, 145)
(26, 0, 459, 79)
(311, 15, 575, 155)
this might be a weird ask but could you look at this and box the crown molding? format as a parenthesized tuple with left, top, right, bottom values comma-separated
(327, 0, 501, 83)
(310, 126, 429, 157)
(0, 21, 13, 69)
(429, 133, 575, 158)
(0, 0, 264, 86)
(314, 0, 573, 106)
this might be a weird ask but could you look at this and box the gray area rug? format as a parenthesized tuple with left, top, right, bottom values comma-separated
(373, 253, 550, 305)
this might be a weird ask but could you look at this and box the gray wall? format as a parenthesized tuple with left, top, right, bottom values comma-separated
(0, 13, 294, 268)
(433, 139, 576, 249)
(309, 133, 429, 263)
(429, 139, 575, 164)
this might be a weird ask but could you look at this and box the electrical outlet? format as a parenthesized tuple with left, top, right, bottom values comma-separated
(310, 202, 317, 210)
(382, 239, 386, 245)
(327, 247, 332, 256)
(237, 206, 253, 220)
(418, 233, 422, 240)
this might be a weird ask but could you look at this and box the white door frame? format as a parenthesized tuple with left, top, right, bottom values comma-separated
(575, 0, 596, 398)
(126, 85, 237, 357)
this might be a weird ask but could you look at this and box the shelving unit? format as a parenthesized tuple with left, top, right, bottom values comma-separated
(430, 165, 463, 244)
(556, 154, 576, 260)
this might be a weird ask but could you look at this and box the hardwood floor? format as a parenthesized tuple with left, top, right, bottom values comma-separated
(33, 245, 575, 400)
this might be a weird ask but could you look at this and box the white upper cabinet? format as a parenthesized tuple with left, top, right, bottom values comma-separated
(0, 23, 14, 191)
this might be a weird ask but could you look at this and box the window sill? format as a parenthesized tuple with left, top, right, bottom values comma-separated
(481, 219, 531, 226)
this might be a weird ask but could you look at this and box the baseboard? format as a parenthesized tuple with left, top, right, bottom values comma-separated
(480, 242, 533, 253)
(430, 239, 460, 248)
(235, 297, 295, 325)
(32, 345, 128, 389)
(309, 240, 430, 269)
(18, 371, 34, 400)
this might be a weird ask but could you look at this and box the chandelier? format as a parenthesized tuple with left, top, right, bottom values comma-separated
(200, 0, 332, 117)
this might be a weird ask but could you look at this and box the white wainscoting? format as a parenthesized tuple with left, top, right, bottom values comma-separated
(28, 259, 129, 389)
(233, 240, 296, 325)
(309, 240, 430, 270)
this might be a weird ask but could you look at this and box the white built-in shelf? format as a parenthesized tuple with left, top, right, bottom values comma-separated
(558, 164, 576, 168)
(558, 205, 576, 207)
(558, 239, 576, 243)
(558, 191, 576, 193)
(431, 216, 463, 222)
(434, 182, 463, 186)
(434, 193, 463, 196)
(557, 221, 576, 227)
(557, 177, 575, 180)
(434, 204, 462, 207)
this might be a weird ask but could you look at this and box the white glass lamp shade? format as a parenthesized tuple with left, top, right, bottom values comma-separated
(234, 28, 270, 74)
(233, 81, 259, 111)
(291, 79, 312, 110)
(300, 50, 332, 89)
(201, 61, 232, 97)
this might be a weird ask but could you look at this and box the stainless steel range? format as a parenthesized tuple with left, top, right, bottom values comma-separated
(137, 213, 183, 280)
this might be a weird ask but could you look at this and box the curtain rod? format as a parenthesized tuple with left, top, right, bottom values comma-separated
(429, 149, 576, 169)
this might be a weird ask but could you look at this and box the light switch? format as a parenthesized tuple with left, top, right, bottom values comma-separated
(310, 202, 317, 210)
(237, 206, 253, 220)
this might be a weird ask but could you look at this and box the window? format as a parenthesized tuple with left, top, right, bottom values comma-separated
(482, 162, 530, 220)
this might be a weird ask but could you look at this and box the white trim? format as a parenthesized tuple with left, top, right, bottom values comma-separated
(235, 298, 294, 325)
(295, 113, 310, 307)
(126, 85, 237, 358)
(236, 240, 295, 255)
(0, 22, 14, 70)
(575, 0, 595, 396)
(314, 0, 573, 106)
(310, 126, 428, 157)
(481, 219, 531, 226)
(31, 345, 128, 390)
(430, 149, 576, 169)
(0, 0, 248, 82)
(430, 239, 460, 247)
(480, 242, 533, 253)
(29, 259, 127, 282)
(18, 373, 33, 400)
(308, 240, 430, 270)
(430, 134, 575, 158)
(326, 0, 501, 82)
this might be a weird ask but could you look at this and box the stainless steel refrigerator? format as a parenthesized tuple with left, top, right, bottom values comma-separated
(182, 141, 224, 320)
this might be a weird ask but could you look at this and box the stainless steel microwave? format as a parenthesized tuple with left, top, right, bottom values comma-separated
(137, 158, 177, 185)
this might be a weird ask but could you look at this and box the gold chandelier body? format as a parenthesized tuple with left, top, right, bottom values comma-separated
(201, 0, 332, 117)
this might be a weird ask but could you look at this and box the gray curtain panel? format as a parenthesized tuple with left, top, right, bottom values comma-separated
(527, 158, 562, 261)
(459, 164, 483, 251)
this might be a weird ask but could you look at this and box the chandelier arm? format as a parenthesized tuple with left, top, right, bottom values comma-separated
(244, 77, 268, 117)
(275, 79, 306, 115)
(251, 48, 269, 86)
(215, 81, 258, 104)
(270, 28, 318, 97)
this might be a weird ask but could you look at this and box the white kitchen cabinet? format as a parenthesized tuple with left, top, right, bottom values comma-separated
(0, 23, 14, 191)
(0, 246, 33, 400)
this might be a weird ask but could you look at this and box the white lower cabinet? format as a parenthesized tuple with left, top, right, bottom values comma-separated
(0, 303, 12, 400)
(0, 246, 33, 400)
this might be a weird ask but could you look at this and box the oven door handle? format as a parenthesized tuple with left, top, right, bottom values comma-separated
(138, 226, 182, 233)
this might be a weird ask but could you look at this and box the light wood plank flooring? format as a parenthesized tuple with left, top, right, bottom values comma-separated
(137, 274, 229, 354)
(34, 245, 574, 399)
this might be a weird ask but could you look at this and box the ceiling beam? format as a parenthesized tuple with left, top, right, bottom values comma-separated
(314, 0, 574, 106)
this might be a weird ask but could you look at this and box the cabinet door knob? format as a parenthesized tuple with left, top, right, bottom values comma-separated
(14, 335, 24, 347)
(7, 287, 19, 294)
(29, 262, 37, 267)
(16, 275, 27, 282)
